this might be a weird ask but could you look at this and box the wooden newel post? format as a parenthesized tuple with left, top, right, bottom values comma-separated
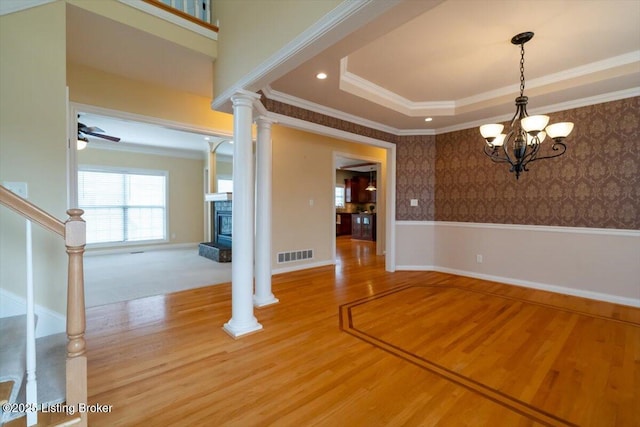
(65, 208, 88, 427)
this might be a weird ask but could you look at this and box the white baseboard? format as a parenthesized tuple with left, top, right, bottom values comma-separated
(396, 265, 640, 308)
(395, 221, 640, 307)
(396, 265, 436, 271)
(0, 289, 66, 337)
(273, 259, 334, 275)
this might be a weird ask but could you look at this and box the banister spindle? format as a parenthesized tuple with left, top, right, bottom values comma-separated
(204, 0, 211, 23)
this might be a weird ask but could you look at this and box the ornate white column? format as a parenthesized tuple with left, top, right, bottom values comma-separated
(254, 117, 279, 307)
(223, 91, 262, 338)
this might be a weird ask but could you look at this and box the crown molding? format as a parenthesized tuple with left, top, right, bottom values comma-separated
(339, 50, 640, 125)
(339, 57, 456, 117)
(262, 86, 401, 135)
(456, 51, 640, 108)
(262, 84, 640, 137)
(266, 110, 395, 150)
(0, 0, 55, 15)
(436, 87, 640, 135)
(117, 0, 217, 40)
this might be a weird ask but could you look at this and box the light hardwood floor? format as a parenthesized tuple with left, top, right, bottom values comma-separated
(83, 236, 639, 426)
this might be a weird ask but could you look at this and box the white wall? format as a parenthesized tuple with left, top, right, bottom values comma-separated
(395, 221, 435, 269)
(396, 221, 640, 307)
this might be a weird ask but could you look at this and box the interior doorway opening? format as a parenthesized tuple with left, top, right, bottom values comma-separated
(334, 154, 383, 264)
(67, 103, 234, 306)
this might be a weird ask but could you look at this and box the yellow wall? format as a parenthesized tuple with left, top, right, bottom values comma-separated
(77, 148, 205, 248)
(271, 125, 387, 269)
(66, 0, 217, 58)
(0, 2, 384, 316)
(0, 2, 69, 313)
(213, 0, 341, 96)
(68, 62, 233, 132)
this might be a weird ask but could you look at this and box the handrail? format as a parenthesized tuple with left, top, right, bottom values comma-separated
(0, 186, 64, 237)
(0, 184, 88, 427)
(142, 0, 219, 32)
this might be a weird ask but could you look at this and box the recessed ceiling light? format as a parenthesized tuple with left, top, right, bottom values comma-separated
(316, 72, 328, 80)
(424, 117, 433, 122)
(204, 136, 210, 141)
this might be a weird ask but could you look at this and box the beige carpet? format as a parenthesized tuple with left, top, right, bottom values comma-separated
(84, 247, 232, 307)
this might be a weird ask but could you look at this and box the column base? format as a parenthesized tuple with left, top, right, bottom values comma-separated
(222, 319, 263, 339)
(253, 295, 279, 308)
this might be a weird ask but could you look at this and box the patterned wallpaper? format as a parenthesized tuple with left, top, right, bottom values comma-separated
(261, 94, 398, 143)
(435, 97, 639, 229)
(396, 135, 436, 220)
(261, 93, 639, 230)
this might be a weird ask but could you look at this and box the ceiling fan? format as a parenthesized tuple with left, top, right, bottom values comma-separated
(77, 121, 121, 143)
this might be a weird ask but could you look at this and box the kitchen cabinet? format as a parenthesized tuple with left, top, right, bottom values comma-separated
(345, 177, 376, 203)
(351, 213, 376, 241)
(336, 213, 352, 236)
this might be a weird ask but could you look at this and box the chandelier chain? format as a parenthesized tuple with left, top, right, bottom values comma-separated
(519, 43, 526, 97)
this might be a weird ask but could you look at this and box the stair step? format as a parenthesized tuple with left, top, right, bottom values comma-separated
(0, 380, 14, 405)
(2, 410, 81, 427)
(1, 332, 66, 424)
(1, 315, 28, 415)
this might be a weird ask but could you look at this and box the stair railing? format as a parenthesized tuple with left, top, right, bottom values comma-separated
(142, 0, 218, 30)
(0, 185, 88, 427)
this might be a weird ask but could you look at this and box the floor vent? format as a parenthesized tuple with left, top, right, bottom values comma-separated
(277, 249, 313, 264)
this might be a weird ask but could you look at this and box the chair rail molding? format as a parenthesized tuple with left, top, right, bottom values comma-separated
(395, 220, 640, 307)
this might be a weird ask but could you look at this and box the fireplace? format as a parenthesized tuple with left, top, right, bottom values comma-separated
(213, 200, 232, 247)
(200, 193, 232, 262)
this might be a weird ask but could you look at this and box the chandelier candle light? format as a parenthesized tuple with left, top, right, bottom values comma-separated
(480, 32, 574, 179)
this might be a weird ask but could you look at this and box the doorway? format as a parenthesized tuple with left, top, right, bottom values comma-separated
(68, 104, 234, 306)
(334, 153, 383, 265)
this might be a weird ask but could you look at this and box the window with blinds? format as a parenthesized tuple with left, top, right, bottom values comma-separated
(78, 168, 168, 245)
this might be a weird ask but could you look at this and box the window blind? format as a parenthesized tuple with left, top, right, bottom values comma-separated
(78, 169, 167, 244)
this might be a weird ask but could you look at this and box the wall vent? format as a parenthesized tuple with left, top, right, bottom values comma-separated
(277, 249, 313, 264)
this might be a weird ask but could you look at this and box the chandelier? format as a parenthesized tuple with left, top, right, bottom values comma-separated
(479, 32, 574, 179)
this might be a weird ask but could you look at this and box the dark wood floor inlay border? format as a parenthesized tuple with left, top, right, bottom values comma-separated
(338, 284, 640, 427)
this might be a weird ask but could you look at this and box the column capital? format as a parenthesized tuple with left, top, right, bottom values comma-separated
(255, 116, 277, 127)
(230, 90, 261, 108)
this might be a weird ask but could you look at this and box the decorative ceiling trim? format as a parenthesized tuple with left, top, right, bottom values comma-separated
(339, 57, 456, 117)
(259, 107, 396, 150)
(211, 0, 401, 112)
(262, 86, 404, 135)
(262, 84, 640, 138)
(117, 0, 218, 40)
(0, 0, 55, 16)
(260, 93, 399, 143)
(436, 87, 640, 135)
(339, 51, 640, 118)
(456, 50, 640, 109)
